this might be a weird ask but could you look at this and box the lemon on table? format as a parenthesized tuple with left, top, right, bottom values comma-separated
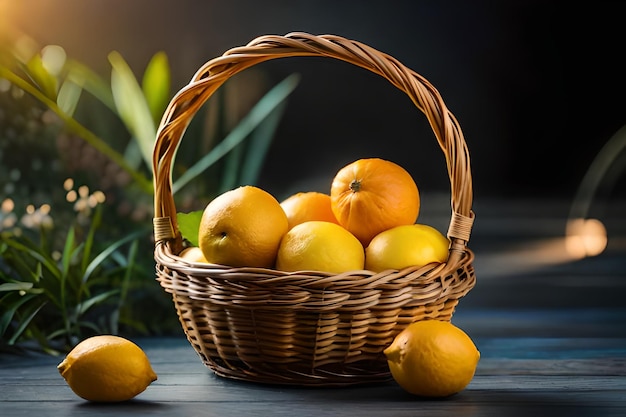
(198, 185, 288, 268)
(384, 320, 480, 397)
(57, 335, 157, 402)
(276, 220, 364, 273)
(365, 224, 450, 272)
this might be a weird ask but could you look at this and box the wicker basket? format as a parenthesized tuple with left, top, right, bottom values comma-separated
(152, 32, 476, 386)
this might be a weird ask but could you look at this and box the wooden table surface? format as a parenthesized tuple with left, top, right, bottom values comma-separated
(1, 310, 625, 417)
(1, 198, 625, 416)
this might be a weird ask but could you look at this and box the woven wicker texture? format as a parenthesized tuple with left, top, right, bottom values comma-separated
(153, 32, 476, 386)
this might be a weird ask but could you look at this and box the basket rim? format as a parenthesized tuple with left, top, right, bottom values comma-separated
(151, 32, 475, 269)
(156, 238, 475, 284)
(155, 237, 476, 314)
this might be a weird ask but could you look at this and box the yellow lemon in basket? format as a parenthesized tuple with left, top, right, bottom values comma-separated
(384, 320, 480, 397)
(57, 335, 157, 402)
(179, 246, 208, 263)
(276, 220, 364, 273)
(365, 224, 450, 272)
(198, 185, 288, 268)
(280, 191, 340, 230)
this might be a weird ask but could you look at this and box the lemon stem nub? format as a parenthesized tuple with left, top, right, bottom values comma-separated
(57, 359, 69, 377)
(383, 345, 401, 363)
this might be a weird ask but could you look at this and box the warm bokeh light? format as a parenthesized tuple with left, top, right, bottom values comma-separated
(565, 218, 608, 259)
(66, 190, 77, 203)
(78, 185, 89, 198)
(476, 216, 613, 280)
(1, 198, 14, 213)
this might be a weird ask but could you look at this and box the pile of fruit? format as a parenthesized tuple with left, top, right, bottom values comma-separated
(178, 157, 480, 397)
(56, 157, 480, 402)
(181, 157, 451, 274)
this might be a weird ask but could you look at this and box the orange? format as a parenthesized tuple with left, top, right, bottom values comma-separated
(198, 185, 288, 268)
(280, 191, 340, 230)
(275, 221, 365, 273)
(384, 320, 480, 397)
(365, 224, 449, 272)
(330, 158, 420, 246)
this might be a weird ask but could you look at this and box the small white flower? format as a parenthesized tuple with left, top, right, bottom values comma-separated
(64, 179, 106, 223)
(20, 203, 54, 231)
(0, 198, 18, 231)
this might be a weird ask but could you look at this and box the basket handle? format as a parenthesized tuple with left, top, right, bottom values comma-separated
(152, 32, 474, 264)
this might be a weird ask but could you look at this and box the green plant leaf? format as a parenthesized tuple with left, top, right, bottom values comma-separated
(109, 50, 156, 169)
(238, 96, 289, 185)
(2, 237, 61, 282)
(176, 211, 203, 247)
(82, 228, 148, 284)
(76, 289, 119, 316)
(65, 58, 115, 110)
(142, 51, 170, 125)
(220, 143, 244, 193)
(81, 205, 102, 273)
(24, 53, 58, 99)
(172, 73, 301, 194)
(56, 78, 83, 116)
(119, 240, 137, 303)
(0, 282, 34, 292)
(8, 300, 47, 345)
(2, 235, 71, 315)
(61, 225, 76, 278)
(0, 292, 41, 339)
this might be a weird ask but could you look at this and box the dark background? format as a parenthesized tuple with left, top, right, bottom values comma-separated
(5, 0, 626, 202)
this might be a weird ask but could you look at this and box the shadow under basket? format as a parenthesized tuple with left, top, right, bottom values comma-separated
(152, 32, 477, 386)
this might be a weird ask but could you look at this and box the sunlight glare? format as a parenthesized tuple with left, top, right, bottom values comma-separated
(565, 218, 608, 258)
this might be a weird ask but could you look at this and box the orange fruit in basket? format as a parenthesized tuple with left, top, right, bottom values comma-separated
(198, 185, 288, 268)
(365, 224, 449, 272)
(384, 320, 480, 397)
(276, 221, 365, 273)
(280, 191, 340, 230)
(330, 158, 420, 246)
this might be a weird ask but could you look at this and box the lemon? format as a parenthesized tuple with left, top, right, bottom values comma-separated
(384, 320, 480, 397)
(57, 335, 157, 402)
(179, 246, 207, 263)
(276, 220, 365, 273)
(365, 224, 449, 272)
(198, 185, 288, 268)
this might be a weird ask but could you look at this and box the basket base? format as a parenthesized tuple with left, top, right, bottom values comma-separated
(201, 351, 394, 386)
